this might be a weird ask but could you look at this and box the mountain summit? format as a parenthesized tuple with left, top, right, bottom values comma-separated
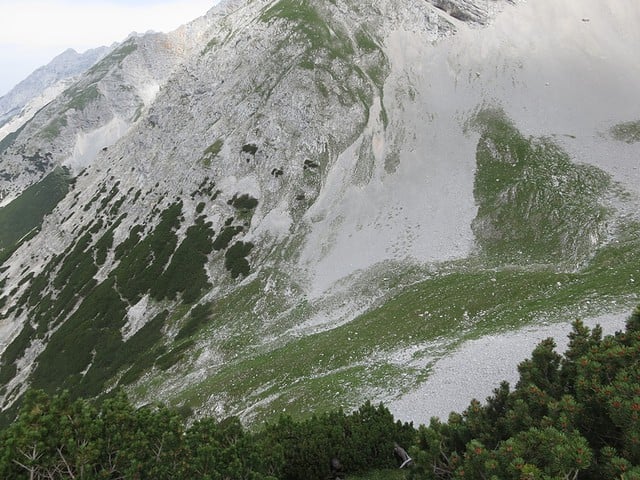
(0, 0, 638, 424)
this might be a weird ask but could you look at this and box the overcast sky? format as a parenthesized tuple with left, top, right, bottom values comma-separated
(0, 0, 218, 97)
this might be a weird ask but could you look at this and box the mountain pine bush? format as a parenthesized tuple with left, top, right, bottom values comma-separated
(409, 306, 640, 479)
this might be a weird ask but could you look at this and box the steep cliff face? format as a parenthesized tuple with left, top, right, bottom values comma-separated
(0, 0, 638, 424)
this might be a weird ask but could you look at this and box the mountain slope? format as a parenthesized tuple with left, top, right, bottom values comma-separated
(0, 0, 638, 425)
(0, 47, 110, 134)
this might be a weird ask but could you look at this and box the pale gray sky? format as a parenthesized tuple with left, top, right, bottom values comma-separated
(0, 0, 218, 96)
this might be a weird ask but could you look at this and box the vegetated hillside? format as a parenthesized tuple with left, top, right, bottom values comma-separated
(0, 0, 639, 427)
(1, 307, 639, 479)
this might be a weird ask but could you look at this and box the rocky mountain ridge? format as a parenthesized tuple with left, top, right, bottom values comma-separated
(0, 46, 111, 132)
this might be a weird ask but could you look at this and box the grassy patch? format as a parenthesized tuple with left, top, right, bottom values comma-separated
(172, 231, 640, 423)
(471, 108, 611, 265)
(202, 139, 224, 166)
(161, 110, 640, 423)
(260, 0, 385, 116)
(191, 278, 268, 357)
(355, 28, 379, 53)
(40, 116, 68, 140)
(0, 167, 71, 253)
(261, 0, 353, 60)
(610, 119, 640, 143)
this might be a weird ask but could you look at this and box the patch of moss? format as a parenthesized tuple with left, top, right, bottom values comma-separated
(610, 120, 640, 144)
(242, 143, 258, 155)
(202, 139, 224, 166)
(470, 108, 611, 265)
(224, 241, 254, 278)
(150, 216, 214, 304)
(229, 194, 258, 211)
(213, 225, 244, 251)
(176, 303, 213, 341)
(0, 167, 71, 252)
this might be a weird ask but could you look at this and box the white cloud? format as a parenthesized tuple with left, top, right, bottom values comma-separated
(0, 0, 215, 49)
(0, 0, 216, 95)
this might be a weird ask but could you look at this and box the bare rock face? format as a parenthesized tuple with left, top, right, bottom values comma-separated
(427, 0, 509, 24)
